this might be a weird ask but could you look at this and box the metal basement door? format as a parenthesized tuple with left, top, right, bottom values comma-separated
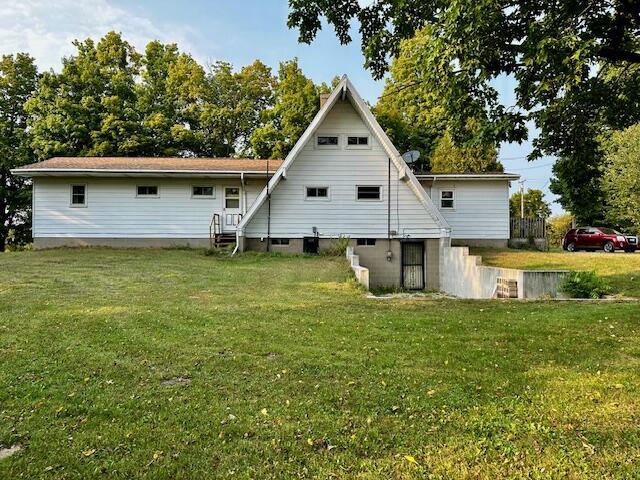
(401, 242, 425, 290)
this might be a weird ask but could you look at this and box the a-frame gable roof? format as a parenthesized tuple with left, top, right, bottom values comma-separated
(237, 75, 450, 235)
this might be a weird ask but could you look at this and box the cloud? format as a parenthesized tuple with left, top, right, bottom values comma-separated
(0, 0, 206, 71)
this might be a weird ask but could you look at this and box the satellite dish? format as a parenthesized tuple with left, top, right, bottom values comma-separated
(402, 150, 420, 164)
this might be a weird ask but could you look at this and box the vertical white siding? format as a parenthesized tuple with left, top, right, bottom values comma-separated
(423, 180, 510, 239)
(244, 100, 442, 238)
(33, 177, 263, 238)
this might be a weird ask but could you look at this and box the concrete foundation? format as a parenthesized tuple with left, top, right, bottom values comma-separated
(452, 238, 509, 248)
(33, 237, 212, 249)
(243, 236, 442, 290)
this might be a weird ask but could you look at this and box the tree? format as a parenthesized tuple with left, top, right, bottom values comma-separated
(199, 60, 274, 157)
(288, 0, 640, 222)
(509, 189, 551, 219)
(0, 53, 38, 251)
(374, 27, 509, 171)
(250, 59, 322, 159)
(547, 213, 574, 247)
(27, 32, 142, 159)
(602, 123, 640, 233)
(430, 131, 503, 173)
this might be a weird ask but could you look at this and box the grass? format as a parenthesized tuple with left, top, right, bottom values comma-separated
(0, 249, 639, 479)
(472, 248, 640, 298)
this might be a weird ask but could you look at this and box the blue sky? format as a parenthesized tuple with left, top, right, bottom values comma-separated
(0, 0, 560, 212)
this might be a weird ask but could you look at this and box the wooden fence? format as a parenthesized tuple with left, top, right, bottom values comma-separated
(510, 217, 546, 239)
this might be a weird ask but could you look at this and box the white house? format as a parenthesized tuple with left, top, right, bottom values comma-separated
(12, 76, 518, 290)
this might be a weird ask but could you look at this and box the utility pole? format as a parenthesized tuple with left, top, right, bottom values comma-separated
(518, 180, 525, 219)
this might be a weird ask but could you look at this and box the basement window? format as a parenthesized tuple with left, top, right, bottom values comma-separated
(440, 190, 455, 209)
(137, 185, 159, 197)
(271, 238, 290, 246)
(306, 186, 329, 199)
(192, 185, 215, 198)
(70, 184, 87, 207)
(316, 135, 339, 147)
(356, 185, 381, 201)
(357, 238, 376, 246)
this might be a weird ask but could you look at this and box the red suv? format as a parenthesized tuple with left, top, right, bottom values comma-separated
(562, 227, 637, 253)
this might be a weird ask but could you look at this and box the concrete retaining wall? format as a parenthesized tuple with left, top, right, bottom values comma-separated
(345, 246, 370, 290)
(441, 246, 568, 299)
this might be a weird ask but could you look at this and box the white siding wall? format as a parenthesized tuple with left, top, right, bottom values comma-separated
(423, 180, 510, 239)
(244, 100, 442, 238)
(33, 177, 264, 238)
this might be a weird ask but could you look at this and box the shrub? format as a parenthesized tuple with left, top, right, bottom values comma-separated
(560, 271, 612, 299)
(322, 236, 350, 256)
(547, 213, 573, 247)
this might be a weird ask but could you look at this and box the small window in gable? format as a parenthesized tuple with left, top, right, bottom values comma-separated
(440, 190, 454, 209)
(137, 185, 159, 197)
(347, 136, 369, 146)
(357, 185, 381, 201)
(306, 186, 329, 199)
(192, 185, 215, 198)
(316, 135, 339, 147)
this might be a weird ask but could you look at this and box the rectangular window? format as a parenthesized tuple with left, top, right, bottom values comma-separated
(306, 186, 329, 199)
(356, 238, 376, 246)
(357, 185, 381, 200)
(271, 238, 290, 246)
(192, 185, 214, 197)
(440, 190, 454, 209)
(347, 136, 369, 146)
(70, 184, 86, 207)
(317, 135, 339, 146)
(225, 187, 240, 208)
(137, 185, 159, 197)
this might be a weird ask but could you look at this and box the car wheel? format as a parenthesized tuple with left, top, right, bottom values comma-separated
(625, 247, 636, 253)
(567, 242, 576, 252)
(603, 241, 615, 253)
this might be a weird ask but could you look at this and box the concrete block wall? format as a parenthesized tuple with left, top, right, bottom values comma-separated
(345, 246, 370, 290)
(440, 246, 568, 299)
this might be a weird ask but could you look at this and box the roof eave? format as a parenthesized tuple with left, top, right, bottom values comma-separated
(10, 168, 275, 178)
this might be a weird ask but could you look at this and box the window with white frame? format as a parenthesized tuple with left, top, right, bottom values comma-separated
(192, 185, 215, 198)
(224, 187, 240, 208)
(305, 186, 329, 199)
(346, 135, 369, 148)
(440, 190, 454, 209)
(137, 185, 159, 197)
(356, 185, 381, 200)
(316, 135, 339, 147)
(70, 184, 86, 207)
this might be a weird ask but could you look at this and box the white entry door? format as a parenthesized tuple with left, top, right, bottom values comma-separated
(223, 186, 241, 232)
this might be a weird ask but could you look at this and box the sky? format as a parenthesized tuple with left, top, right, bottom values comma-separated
(0, 0, 560, 213)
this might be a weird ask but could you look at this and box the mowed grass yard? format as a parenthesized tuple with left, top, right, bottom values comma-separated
(1, 249, 639, 479)
(472, 248, 640, 298)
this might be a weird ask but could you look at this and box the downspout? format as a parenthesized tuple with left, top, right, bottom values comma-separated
(387, 157, 392, 261)
(266, 158, 271, 252)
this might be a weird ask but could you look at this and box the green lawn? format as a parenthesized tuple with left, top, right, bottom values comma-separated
(472, 248, 640, 298)
(1, 249, 639, 479)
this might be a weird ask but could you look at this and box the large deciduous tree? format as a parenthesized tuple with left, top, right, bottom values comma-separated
(509, 188, 552, 219)
(0, 53, 38, 251)
(250, 59, 326, 159)
(288, 0, 640, 222)
(602, 123, 640, 233)
(375, 26, 514, 172)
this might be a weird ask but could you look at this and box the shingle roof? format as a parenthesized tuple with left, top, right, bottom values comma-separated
(14, 157, 283, 173)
